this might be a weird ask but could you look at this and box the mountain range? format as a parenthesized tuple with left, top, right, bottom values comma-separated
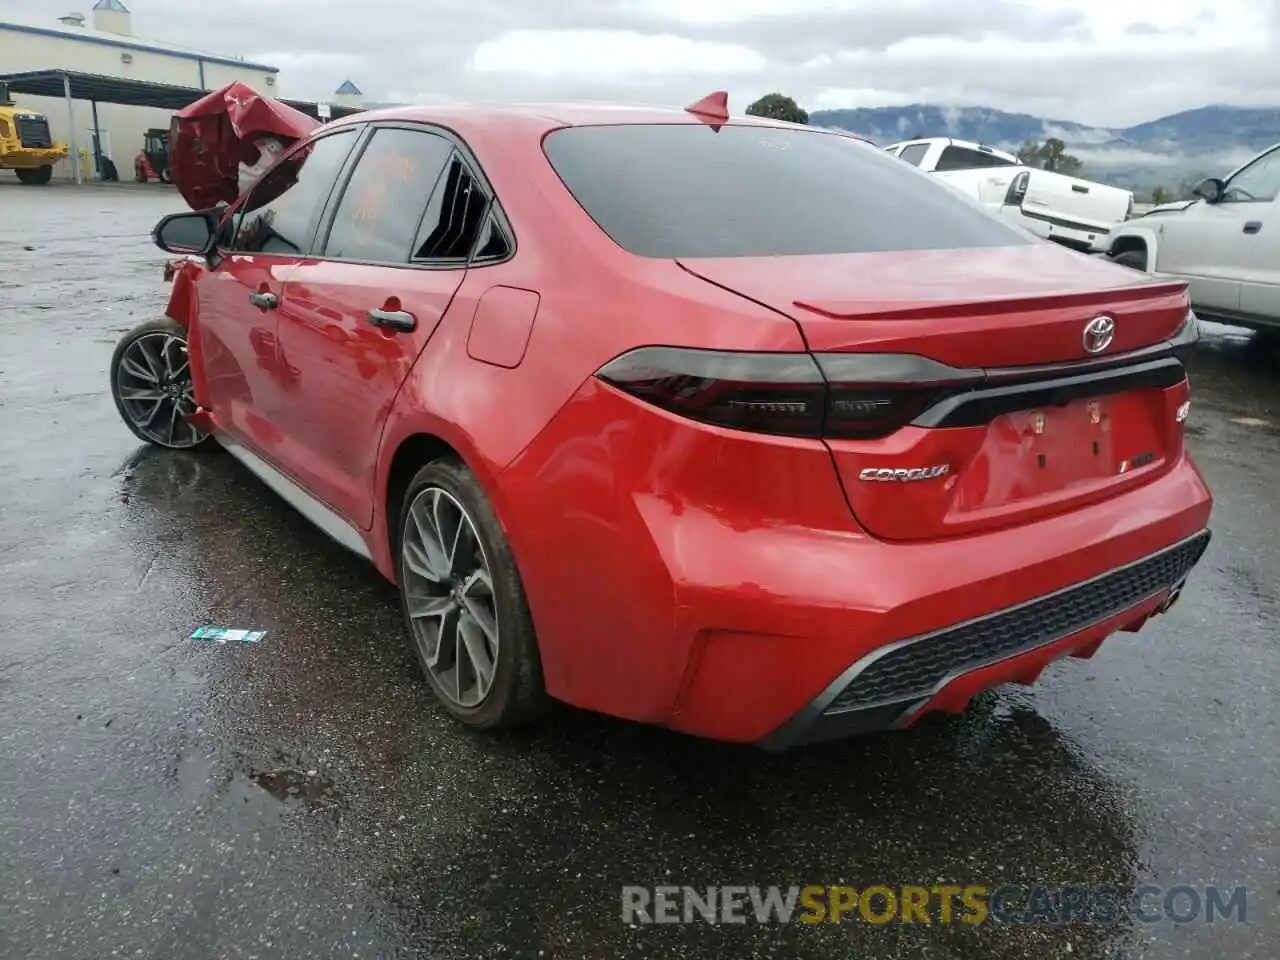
(809, 104, 1280, 195)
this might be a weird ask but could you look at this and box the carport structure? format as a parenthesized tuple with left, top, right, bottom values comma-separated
(0, 69, 364, 184)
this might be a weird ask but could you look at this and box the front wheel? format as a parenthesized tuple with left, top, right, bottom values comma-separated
(15, 165, 52, 185)
(396, 457, 550, 730)
(159, 166, 173, 184)
(110, 318, 216, 450)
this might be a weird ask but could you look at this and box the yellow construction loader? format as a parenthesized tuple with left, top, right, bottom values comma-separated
(0, 82, 68, 185)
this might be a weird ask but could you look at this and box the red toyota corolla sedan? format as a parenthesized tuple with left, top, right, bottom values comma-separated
(111, 91, 1213, 749)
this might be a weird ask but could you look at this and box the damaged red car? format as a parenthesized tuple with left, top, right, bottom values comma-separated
(109, 86, 1213, 748)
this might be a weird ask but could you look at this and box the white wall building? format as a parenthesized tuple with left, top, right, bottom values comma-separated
(0, 1, 280, 180)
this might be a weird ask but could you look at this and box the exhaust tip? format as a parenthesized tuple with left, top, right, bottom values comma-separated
(1160, 580, 1185, 613)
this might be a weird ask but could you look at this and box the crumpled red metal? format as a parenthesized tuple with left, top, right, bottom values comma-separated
(170, 81, 319, 210)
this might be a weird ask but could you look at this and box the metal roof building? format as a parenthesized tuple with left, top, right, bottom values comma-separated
(0, 1, 282, 182)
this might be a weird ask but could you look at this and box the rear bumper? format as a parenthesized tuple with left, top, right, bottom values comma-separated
(998, 206, 1115, 252)
(756, 528, 1209, 750)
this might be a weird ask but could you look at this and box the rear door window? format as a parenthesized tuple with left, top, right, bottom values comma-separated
(322, 128, 454, 263)
(543, 124, 1029, 258)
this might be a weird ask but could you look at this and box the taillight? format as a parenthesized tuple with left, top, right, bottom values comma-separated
(1004, 170, 1030, 206)
(595, 347, 982, 440)
(816, 353, 983, 439)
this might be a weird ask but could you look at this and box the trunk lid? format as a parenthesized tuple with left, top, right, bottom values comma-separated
(1019, 169, 1133, 232)
(677, 245, 1192, 542)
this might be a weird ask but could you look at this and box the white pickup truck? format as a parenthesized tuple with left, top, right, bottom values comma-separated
(883, 137, 1134, 253)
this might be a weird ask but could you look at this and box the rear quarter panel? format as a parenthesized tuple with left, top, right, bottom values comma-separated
(931, 168, 993, 201)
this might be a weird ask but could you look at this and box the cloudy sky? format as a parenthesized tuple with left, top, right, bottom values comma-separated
(5, 0, 1279, 126)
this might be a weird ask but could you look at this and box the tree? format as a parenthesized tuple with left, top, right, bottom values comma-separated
(1016, 140, 1043, 165)
(1017, 137, 1084, 177)
(1150, 185, 1171, 205)
(745, 93, 809, 125)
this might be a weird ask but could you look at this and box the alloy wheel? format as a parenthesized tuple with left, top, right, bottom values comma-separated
(401, 486, 500, 709)
(115, 332, 208, 449)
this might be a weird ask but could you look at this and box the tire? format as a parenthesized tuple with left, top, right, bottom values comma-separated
(1110, 248, 1147, 271)
(135, 163, 147, 183)
(109, 317, 217, 451)
(159, 166, 173, 184)
(15, 165, 52, 185)
(396, 457, 550, 730)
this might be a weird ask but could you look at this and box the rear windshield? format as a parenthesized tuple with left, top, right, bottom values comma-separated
(542, 124, 1031, 258)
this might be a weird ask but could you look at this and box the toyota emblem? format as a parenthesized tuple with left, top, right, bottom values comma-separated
(1083, 315, 1115, 353)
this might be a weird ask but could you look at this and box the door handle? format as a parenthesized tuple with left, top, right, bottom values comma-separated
(368, 308, 417, 333)
(1243, 221, 1262, 234)
(248, 291, 278, 309)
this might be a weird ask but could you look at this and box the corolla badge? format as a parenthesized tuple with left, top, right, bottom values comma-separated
(1083, 315, 1116, 353)
(858, 465, 950, 482)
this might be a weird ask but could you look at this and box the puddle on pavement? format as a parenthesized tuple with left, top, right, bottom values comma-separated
(173, 750, 341, 820)
(1228, 416, 1276, 430)
(247, 767, 340, 810)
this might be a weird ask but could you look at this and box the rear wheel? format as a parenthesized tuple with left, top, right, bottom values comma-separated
(159, 166, 173, 184)
(15, 165, 52, 185)
(396, 457, 550, 730)
(1110, 248, 1148, 271)
(134, 162, 147, 183)
(110, 318, 216, 451)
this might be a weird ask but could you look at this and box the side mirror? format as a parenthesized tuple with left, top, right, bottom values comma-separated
(1192, 177, 1225, 204)
(151, 209, 220, 255)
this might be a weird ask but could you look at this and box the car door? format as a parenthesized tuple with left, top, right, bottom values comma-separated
(1231, 150, 1280, 321)
(197, 127, 360, 454)
(273, 124, 490, 528)
(1154, 147, 1280, 315)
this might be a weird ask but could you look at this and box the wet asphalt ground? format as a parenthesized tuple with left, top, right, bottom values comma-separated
(1, 181, 1276, 960)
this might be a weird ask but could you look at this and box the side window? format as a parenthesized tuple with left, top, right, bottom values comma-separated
(898, 143, 929, 167)
(411, 153, 492, 263)
(935, 146, 1014, 172)
(230, 129, 356, 255)
(469, 204, 513, 262)
(1222, 148, 1280, 203)
(323, 128, 454, 262)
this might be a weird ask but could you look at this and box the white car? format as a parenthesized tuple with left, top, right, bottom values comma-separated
(1106, 142, 1280, 331)
(884, 137, 1134, 253)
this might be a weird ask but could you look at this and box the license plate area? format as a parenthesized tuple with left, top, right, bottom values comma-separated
(1002, 394, 1163, 495)
(1011, 398, 1113, 489)
(945, 389, 1170, 524)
